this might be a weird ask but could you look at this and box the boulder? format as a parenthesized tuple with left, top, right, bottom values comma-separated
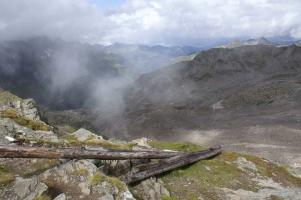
(0, 176, 48, 200)
(71, 128, 103, 142)
(234, 157, 258, 172)
(0, 118, 57, 144)
(53, 193, 67, 200)
(131, 178, 170, 200)
(102, 160, 132, 176)
(132, 137, 151, 147)
(39, 160, 135, 200)
(0, 91, 56, 143)
(0, 91, 40, 121)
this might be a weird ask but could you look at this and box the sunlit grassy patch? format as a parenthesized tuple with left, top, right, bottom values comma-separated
(145, 141, 301, 200)
(0, 108, 50, 131)
(61, 134, 133, 150)
(0, 91, 21, 104)
(89, 171, 105, 186)
(22, 159, 60, 178)
(89, 171, 126, 192)
(149, 140, 204, 152)
(242, 154, 301, 187)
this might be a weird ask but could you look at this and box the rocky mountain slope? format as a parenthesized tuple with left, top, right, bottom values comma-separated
(0, 91, 301, 200)
(124, 44, 301, 167)
(126, 45, 301, 133)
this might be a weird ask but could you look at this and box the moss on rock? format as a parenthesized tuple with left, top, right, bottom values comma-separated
(0, 91, 21, 105)
(0, 108, 50, 131)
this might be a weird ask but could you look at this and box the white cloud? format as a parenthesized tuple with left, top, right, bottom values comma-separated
(0, 0, 108, 43)
(107, 0, 301, 45)
(0, 0, 301, 45)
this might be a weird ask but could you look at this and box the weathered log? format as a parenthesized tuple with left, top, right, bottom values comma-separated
(0, 145, 182, 160)
(121, 146, 222, 184)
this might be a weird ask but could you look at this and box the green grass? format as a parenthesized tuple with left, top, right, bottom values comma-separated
(158, 152, 253, 200)
(107, 176, 127, 192)
(76, 168, 89, 176)
(0, 91, 21, 104)
(61, 134, 133, 150)
(89, 171, 105, 186)
(0, 164, 15, 187)
(149, 141, 204, 152)
(16, 134, 133, 150)
(242, 154, 301, 187)
(88, 171, 126, 192)
(22, 159, 60, 178)
(161, 195, 173, 200)
(146, 142, 301, 200)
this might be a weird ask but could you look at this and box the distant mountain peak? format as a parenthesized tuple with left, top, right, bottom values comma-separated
(245, 37, 271, 45)
(219, 37, 272, 48)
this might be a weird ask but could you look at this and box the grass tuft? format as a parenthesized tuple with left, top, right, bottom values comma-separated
(89, 172, 105, 186)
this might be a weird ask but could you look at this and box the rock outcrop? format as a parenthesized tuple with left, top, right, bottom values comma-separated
(71, 128, 103, 142)
(0, 176, 48, 200)
(39, 159, 135, 200)
(0, 91, 40, 120)
(131, 178, 170, 200)
(0, 91, 56, 144)
(0, 91, 301, 200)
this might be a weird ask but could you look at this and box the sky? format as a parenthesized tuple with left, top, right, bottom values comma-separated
(0, 0, 301, 46)
(89, 0, 124, 11)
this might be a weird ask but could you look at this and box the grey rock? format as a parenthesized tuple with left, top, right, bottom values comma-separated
(289, 167, 301, 179)
(0, 176, 48, 200)
(98, 193, 114, 200)
(234, 157, 258, 172)
(131, 178, 170, 200)
(20, 98, 40, 121)
(0, 91, 55, 143)
(132, 137, 151, 148)
(71, 128, 103, 141)
(53, 193, 67, 200)
(0, 91, 40, 121)
(102, 160, 132, 176)
(40, 160, 135, 200)
(0, 118, 57, 144)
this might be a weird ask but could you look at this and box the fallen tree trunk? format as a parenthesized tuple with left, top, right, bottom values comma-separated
(121, 146, 222, 184)
(0, 145, 181, 160)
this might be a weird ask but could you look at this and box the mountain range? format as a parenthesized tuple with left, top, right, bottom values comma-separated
(1, 37, 301, 197)
(1, 37, 301, 164)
